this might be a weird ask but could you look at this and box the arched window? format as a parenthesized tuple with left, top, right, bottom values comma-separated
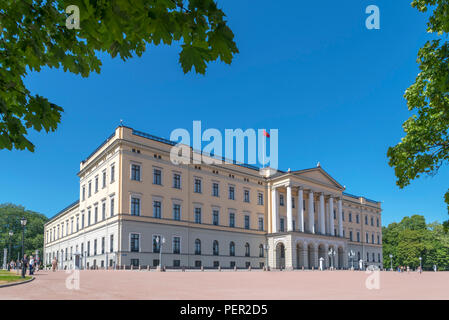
(213, 240, 219, 256)
(195, 239, 201, 255)
(245, 243, 250, 257)
(229, 242, 235, 256)
(259, 244, 264, 257)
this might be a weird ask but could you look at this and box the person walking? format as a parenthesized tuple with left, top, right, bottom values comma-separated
(21, 254, 28, 277)
(29, 255, 34, 275)
(51, 257, 57, 272)
(9, 260, 15, 271)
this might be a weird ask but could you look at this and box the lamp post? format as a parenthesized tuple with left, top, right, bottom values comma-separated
(8, 231, 13, 268)
(263, 244, 269, 271)
(348, 250, 355, 270)
(328, 248, 336, 270)
(419, 256, 422, 271)
(156, 236, 165, 270)
(20, 217, 27, 278)
(389, 254, 393, 271)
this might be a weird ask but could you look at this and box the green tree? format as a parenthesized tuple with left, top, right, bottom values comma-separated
(0, 203, 48, 262)
(0, 0, 238, 152)
(387, 0, 449, 228)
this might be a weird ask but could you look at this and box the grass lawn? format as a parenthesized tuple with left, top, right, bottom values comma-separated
(0, 270, 31, 285)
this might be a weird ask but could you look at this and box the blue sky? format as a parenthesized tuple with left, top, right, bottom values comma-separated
(1, 0, 448, 226)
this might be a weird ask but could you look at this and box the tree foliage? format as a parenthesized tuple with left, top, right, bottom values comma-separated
(0, 203, 48, 262)
(0, 0, 238, 151)
(387, 0, 449, 227)
(382, 215, 449, 270)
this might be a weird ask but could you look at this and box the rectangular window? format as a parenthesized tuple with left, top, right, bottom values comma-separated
(357, 232, 360, 242)
(280, 218, 285, 232)
(131, 197, 141, 216)
(110, 198, 115, 216)
(366, 232, 369, 243)
(102, 170, 106, 188)
(153, 168, 162, 185)
(88, 181, 92, 197)
(82, 186, 86, 201)
(371, 217, 374, 226)
(131, 259, 139, 267)
(244, 190, 250, 203)
(102, 202, 106, 220)
(88, 210, 91, 226)
(229, 186, 235, 200)
(95, 176, 99, 193)
(212, 183, 219, 197)
(173, 237, 180, 254)
(94, 239, 97, 255)
(229, 213, 235, 227)
(349, 231, 353, 241)
(173, 204, 181, 221)
(244, 215, 250, 229)
(194, 208, 201, 224)
(101, 237, 105, 254)
(258, 217, 264, 231)
(356, 214, 359, 224)
(258, 193, 264, 205)
(94, 206, 98, 223)
(173, 173, 181, 189)
(365, 216, 368, 225)
(279, 194, 284, 206)
(110, 235, 114, 253)
(152, 235, 161, 253)
(377, 235, 380, 244)
(348, 212, 352, 222)
(153, 201, 162, 218)
(87, 241, 90, 256)
(130, 234, 140, 252)
(212, 210, 219, 225)
(173, 260, 181, 267)
(194, 178, 202, 193)
(377, 218, 379, 227)
(81, 214, 84, 229)
(111, 164, 115, 183)
(131, 164, 141, 181)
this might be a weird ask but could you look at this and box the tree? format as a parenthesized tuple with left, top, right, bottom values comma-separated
(0, 203, 48, 262)
(387, 0, 449, 229)
(0, 0, 238, 152)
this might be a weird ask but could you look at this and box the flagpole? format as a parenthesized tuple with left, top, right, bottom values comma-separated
(263, 130, 265, 169)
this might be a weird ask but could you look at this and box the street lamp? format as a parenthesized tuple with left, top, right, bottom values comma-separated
(389, 254, 393, 271)
(8, 231, 13, 268)
(20, 217, 27, 278)
(263, 244, 269, 271)
(419, 256, 422, 271)
(328, 248, 336, 270)
(348, 250, 355, 270)
(156, 236, 165, 270)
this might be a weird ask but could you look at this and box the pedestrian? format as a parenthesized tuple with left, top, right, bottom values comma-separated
(51, 257, 57, 272)
(418, 266, 422, 274)
(29, 255, 34, 275)
(9, 260, 15, 271)
(21, 254, 28, 277)
(407, 266, 410, 273)
(433, 264, 437, 272)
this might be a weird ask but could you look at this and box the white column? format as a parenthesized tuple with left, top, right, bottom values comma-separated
(286, 185, 293, 232)
(329, 196, 335, 236)
(297, 188, 304, 232)
(319, 193, 325, 234)
(308, 191, 314, 233)
(271, 187, 278, 233)
(338, 198, 343, 237)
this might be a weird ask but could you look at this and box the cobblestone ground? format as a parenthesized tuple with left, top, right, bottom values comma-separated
(0, 269, 447, 300)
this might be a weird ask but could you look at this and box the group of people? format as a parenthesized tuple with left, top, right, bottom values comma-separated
(8, 254, 41, 276)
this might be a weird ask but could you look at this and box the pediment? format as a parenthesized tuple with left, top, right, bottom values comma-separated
(292, 167, 344, 190)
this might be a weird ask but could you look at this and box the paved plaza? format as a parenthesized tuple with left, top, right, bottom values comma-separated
(0, 270, 447, 300)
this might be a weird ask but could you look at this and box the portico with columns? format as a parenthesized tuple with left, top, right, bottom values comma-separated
(266, 166, 349, 270)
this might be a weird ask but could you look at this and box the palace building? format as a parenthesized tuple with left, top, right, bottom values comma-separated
(43, 126, 383, 270)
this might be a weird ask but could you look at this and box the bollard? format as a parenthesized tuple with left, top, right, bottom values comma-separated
(248, 266, 251, 272)
(218, 266, 221, 272)
(302, 266, 304, 271)
(139, 265, 141, 271)
(131, 265, 133, 271)
(201, 266, 204, 272)
(234, 266, 237, 272)
(147, 265, 150, 271)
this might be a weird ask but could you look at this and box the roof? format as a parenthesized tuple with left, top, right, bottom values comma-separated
(47, 200, 79, 224)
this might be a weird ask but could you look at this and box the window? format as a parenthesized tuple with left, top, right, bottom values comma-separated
(94, 206, 98, 223)
(173, 173, 181, 189)
(153, 168, 162, 185)
(111, 164, 115, 183)
(349, 231, 353, 241)
(229, 186, 235, 200)
(131, 259, 139, 267)
(292, 197, 295, 209)
(229, 242, 235, 256)
(213, 240, 219, 255)
(110, 235, 114, 253)
(357, 232, 360, 242)
(212, 210, 219, 225)
(173, 260, 181, 267)
(366, 232, 369, 243)
(173, 237, 180, 254)
(371, 216, 374, 226)
(377, 218, 380, 227)
(280, 218, 285, 232)
(212, 183, 219, 197)
(348, 212, 352, 222)
(87, 241, 90, 256)
(365, 216, 368, 225)
(101, 237, 105, 254)
(229, 213, 235, 227)
(195, 260, 202, 268)
(367, 252, 369, 261)
(153, 201, 162, 218)
(258, 192, 264, 205)
(76, 217, 79, 232)
(259, 244, 264, 257)
(173, 204, 181, 221)
(195, 239, 201, 255)
(82, 185, 86, 201)
(102, 170, 106, 188)
(244, 215, 250, 230)
(378, 253, 381, 262)
(110, 198, 115, 216)
(102, 202, 106, 220)
(194, 207, 201, 224)
(230, 261, 236, 268)
(356, 214, 359, 224)
(245, 243, 250, 257)
(194, 178, 202, 193)
(131, 164, 141, 181)
(152, 236, 161, 253)
(342, 211, 345, 221)
(88, 210, 91, 226)
(244, 190, 250, 203)
(131, 197, 140, 216)
(95, 176, 99, 193)
(279, 194, 284, 206)
(258, 217, 264, 231)
(377, 235, 380, 244)
(81, 214, 85, 229)
(88, 181, 92, 197)
(213, 261, 219, 268)
(94, 239, 97, 255)
(372, 234, 375, 244)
